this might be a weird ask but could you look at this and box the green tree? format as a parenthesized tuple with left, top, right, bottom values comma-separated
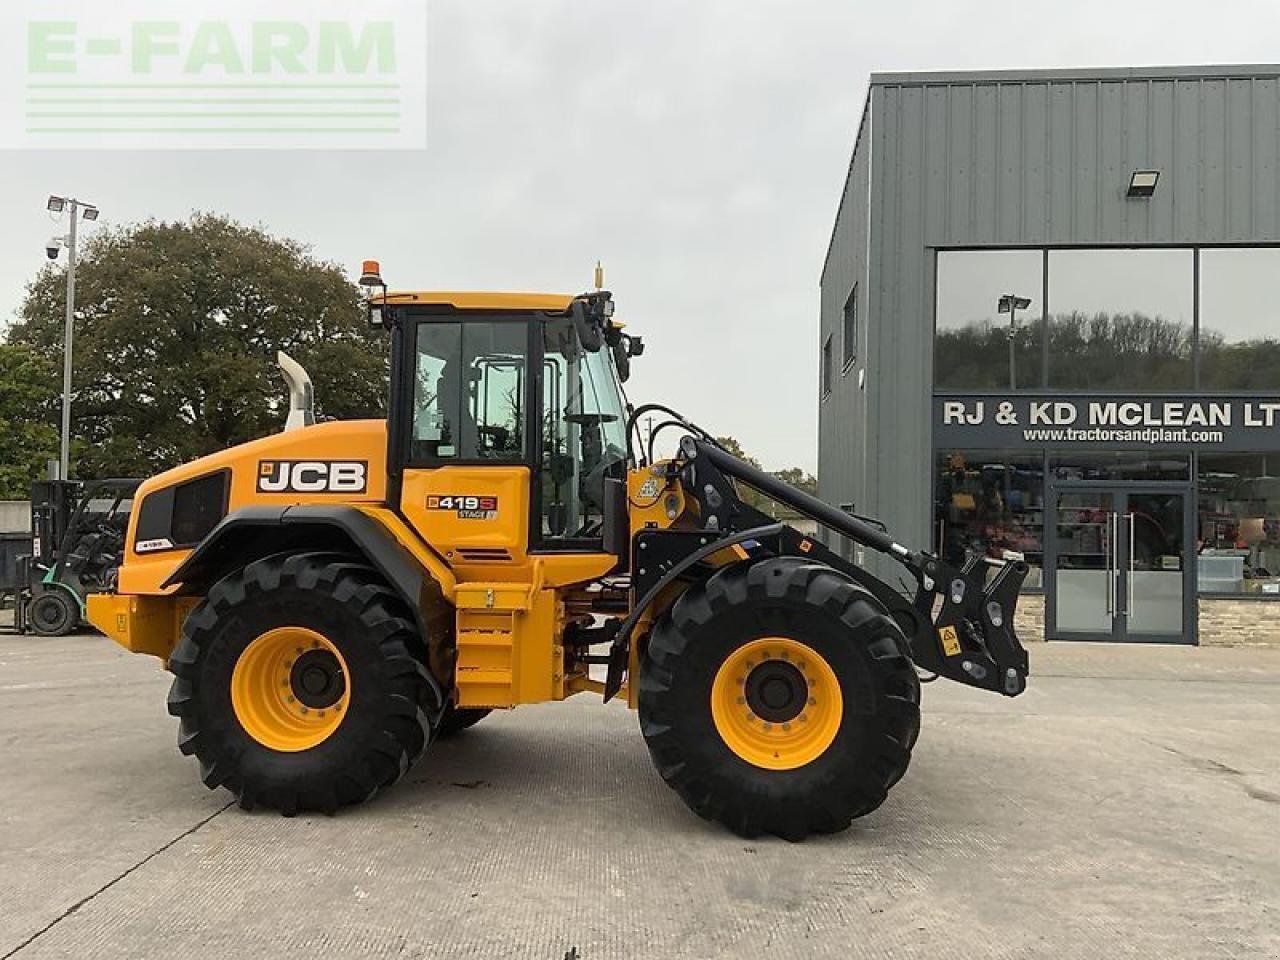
(8, 214, 386, 479)
(0, 344, 60, 499)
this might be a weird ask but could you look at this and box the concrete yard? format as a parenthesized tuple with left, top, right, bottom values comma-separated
(1, 630, 1278, 959)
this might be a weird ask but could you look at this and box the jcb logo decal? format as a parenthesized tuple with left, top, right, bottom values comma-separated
(257, 460, 368, 494)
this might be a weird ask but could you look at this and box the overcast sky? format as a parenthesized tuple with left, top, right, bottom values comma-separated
(3, 0, 1280, 472)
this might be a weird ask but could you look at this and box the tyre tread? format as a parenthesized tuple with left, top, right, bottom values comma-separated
(639, 557, 922, 840)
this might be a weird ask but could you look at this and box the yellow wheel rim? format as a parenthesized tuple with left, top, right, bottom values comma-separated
(230, 626, 350, 752)
(710, 637, 843, 771)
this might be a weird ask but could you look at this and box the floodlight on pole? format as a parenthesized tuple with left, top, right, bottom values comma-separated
(997, 293, 1033, 390)
(44, 196, 100, 481)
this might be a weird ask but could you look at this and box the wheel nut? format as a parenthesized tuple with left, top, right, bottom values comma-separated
(808, 697, 817, 706)
(782, 723, 791, 731)
(799, 713, 808, 723)
(287, 695, 296, 703)
(762, 723, 772, 731)
(736, 696, 745, 705)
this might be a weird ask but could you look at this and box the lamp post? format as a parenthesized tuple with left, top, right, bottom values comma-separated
(45, 195, 100, 481)
(997, 293, 1032, 391)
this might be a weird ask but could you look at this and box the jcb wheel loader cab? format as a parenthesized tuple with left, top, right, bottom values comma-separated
(639, 558, 920, 840)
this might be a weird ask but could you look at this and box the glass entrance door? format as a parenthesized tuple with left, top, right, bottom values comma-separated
(1124, 490, 1188, 639)
(1048, 485, 1193, 643)
(1052, 489, 1119, 638)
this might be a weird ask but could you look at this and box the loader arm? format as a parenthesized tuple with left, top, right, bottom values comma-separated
(604, 434, 1029, 700)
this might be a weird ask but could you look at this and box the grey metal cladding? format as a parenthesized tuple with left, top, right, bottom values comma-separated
(817, 96, 872, 548)
(819, 65, 1280, 573)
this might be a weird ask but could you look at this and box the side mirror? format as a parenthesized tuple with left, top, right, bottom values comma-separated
(611, 336, 631, 382)
(572, 301, 604, 353)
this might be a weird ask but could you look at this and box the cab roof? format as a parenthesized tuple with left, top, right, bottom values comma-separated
(375, 291, 576, 312)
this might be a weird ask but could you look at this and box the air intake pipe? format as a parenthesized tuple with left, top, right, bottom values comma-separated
(277, 351, 315, 432)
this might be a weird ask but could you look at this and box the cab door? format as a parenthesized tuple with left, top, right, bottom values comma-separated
(398, 316, 537, 575)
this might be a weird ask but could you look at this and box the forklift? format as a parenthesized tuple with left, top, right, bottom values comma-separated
(14, 478, 138, 636)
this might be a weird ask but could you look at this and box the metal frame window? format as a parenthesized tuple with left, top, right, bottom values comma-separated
(821, 335, 833, 399)
(933, 243, 1280, 394)
(842, 283, 858, 369)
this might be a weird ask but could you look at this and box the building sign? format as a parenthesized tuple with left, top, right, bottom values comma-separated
(934, 394, 1280, 451)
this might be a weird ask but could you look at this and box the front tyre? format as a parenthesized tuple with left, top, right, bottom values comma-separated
(167, 553, 441, 815)
(638, 557, 921, 841)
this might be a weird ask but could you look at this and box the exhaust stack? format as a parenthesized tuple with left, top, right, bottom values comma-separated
(277, 351, 315, 432)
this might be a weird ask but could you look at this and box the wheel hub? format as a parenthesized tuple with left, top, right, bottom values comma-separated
(744, 660, 806, 723)
(709, 637, 844, 771)
(290, 649, 345, 708)
(230, 626, 350, 752)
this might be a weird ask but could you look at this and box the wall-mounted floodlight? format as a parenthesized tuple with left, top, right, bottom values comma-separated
(47, 195, 65, 213)
(1127, 170, 1160, 198)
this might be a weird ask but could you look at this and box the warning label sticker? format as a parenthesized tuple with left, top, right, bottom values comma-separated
(938, 624, 962, 657)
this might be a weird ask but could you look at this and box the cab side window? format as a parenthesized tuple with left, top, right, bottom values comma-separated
(412, 320, 529, 462)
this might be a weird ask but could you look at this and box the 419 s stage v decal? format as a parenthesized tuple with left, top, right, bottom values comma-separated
(427, 494, 498, 520)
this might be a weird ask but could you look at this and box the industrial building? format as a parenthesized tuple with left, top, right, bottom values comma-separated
(818, 65, 1280, 644)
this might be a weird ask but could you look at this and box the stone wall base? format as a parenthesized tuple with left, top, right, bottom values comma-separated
(1198, 599, 1280, 647)
(1014, 593, 1046, 643)
(1009, 593, 1280, 646)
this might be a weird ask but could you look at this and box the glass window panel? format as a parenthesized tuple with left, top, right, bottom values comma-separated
(413, 322, 463, 459)
(934, 450, 1044, 589)
(842, 284, 858, 368)
(412, 320, 528, 461)
(1049, 451, 1189, 482)
(541, 315, 628, 540)
(1199, 249, 1280, 389)
(1198, 454, 1280, 595)
(821, 335, 833, 396)
(1047, 248, 1193, 389)
(935, 250, 1044, 390)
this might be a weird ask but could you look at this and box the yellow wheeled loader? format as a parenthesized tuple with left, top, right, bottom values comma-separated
(87, 262, 1029, 840)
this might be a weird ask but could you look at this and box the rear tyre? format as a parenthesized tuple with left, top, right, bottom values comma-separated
(167, 553, 441, 815)
(435, 705, 491, 737)
(30, 590, 78, 637)
(639, 557, 921, 841)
